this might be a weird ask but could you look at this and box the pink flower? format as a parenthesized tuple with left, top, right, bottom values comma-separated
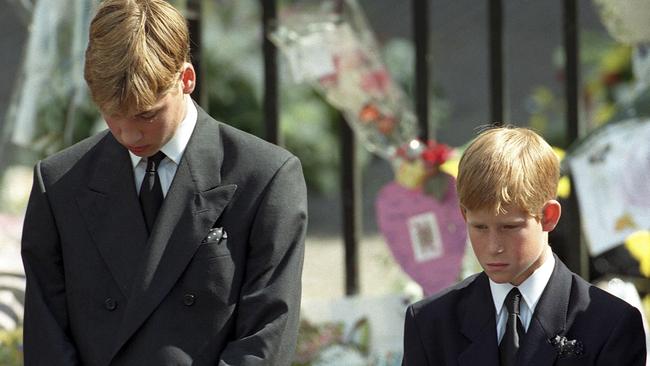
(361, 69, 391, 93)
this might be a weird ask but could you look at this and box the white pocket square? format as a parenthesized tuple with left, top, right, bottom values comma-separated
(202, 227, 227, 244)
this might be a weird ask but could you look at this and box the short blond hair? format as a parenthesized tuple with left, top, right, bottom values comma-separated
(84, 0, 190, 116)
(456, 126, 560, 218)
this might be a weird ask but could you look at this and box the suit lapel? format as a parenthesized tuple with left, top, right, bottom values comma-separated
(517, 254, 573, 366)
(110, 105, 237, 360)
(458, 273, 500, 366)
(76, 134, 148, 296)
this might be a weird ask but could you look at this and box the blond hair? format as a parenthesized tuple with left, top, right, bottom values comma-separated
(84, 0, 190, 115)
(456, 126, 560, 218)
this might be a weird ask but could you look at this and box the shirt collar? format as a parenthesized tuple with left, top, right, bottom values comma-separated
(489, 247, 555, 315)
(129, 95, 198, 168)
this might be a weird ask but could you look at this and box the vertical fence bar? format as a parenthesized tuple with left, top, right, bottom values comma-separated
(332, 0, 360, 296)
(413, 0, 430, 140)
(562, 0, 587, 279)
(187, 0, 205, 107)
(341, 116, 361, 296)
(488, 0, 503, 124)
(564, 0, 579, 143)
(262, 0, 281, 145)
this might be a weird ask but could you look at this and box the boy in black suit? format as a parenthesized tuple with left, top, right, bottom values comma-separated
(402, 126, 646, 365)
(21, 1, 307, 365)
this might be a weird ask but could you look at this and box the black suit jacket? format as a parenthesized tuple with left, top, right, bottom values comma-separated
(21, 105, 308, 365)
(402, 255, 646, 365)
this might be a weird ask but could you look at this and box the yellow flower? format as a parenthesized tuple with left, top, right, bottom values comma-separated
(557, 176, 571, 199)
(625, 230, 650, 277)
(550, 147, 571, 199)
(396, 160, 426, 189)
(600, 45, 632, 74)
(594, 104, 617, 126)
(440, 158, 459, 178)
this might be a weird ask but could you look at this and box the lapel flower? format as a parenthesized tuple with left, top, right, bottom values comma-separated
(548, 334, 584, 358)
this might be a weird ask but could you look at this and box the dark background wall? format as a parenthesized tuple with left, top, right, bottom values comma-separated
(359, 0, 607, 146)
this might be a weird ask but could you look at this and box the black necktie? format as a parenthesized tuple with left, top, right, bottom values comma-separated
(139, 151, 166, 233)
(499, 287, 526, 366)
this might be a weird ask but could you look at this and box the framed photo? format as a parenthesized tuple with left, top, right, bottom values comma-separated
(408, 212, 443, 262)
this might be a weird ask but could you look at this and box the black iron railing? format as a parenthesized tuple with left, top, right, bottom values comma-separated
(187, 0, 585, 295)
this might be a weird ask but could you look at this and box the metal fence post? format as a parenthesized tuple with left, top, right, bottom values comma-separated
(187, 0, 205, 107)
(262, 0, 280, 145)
(413, 0, 430, 140)
(341, 117, 361, 296)
(562, 0, 588, 279)
(488, 0, 503, 124)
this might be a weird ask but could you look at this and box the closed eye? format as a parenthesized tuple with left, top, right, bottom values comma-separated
(137, 109, 160, 120)
(138, 112, 157, 120)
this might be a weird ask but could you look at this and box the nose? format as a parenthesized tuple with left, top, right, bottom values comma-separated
(119, 121, 144, 145)
(487, 230, 502, 254)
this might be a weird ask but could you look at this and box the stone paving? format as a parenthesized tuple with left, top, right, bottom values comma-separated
(302, 234, 414, 300)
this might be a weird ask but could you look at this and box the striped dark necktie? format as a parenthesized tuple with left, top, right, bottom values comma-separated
(139, 151, 166, 233)
(499, 287, 525, 366)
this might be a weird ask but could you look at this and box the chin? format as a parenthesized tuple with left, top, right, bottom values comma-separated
(485, 272, 514, 284)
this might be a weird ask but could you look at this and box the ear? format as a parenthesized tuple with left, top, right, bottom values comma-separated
(540, 200, 561, 232)
(180, 62, 196, 94)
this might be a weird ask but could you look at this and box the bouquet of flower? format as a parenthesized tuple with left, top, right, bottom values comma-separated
(293, 318, 370, 366)
(393, 139, 454, 201)
(270, 0, 418, 159)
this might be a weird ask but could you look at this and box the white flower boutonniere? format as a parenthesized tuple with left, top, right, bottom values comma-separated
(548, 334, 584, 358)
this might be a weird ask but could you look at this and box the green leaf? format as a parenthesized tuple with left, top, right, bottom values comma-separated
(423, 173, 450, 202)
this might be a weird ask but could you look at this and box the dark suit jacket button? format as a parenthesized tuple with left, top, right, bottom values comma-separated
(183, 293, 196, 306)
(104, 298, 117, 311)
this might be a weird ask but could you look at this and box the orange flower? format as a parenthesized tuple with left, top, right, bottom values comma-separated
(359, 103, 381, 123)
(376, 116, 396, 134)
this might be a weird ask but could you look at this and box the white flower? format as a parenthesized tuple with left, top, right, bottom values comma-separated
(315, 344, 368, 366)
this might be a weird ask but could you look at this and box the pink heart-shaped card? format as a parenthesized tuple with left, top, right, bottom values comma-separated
(375, 175, 467, 295)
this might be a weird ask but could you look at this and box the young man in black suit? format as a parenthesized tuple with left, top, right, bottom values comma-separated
(402, 126, 646, 365)
(21, 1, 307, 365)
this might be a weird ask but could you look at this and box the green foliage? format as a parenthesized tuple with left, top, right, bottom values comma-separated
(281, 88, 342, 194)
(381, 38, 450, 132)
(203, 47, 342, 193)
(0, 328, 23, 366)
(202, 1, 347, 194)
(204, 55, 264, 137)
(33, 91, 99, 157)
(526, 85, 567, 147)
(526, 32, 634, 147)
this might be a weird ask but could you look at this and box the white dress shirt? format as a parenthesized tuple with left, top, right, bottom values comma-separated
(489, 247, 555, 343)
(130, 95, 198, 197)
